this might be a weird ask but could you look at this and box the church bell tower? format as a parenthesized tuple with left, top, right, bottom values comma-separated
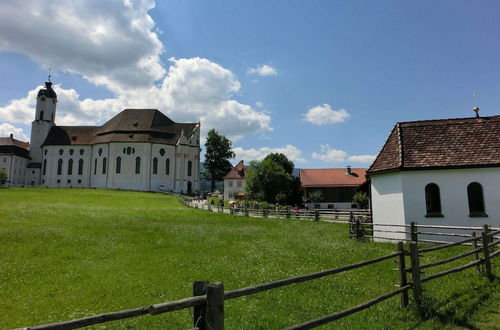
(29, 77, 57, 166)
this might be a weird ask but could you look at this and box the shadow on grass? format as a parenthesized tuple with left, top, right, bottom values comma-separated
(407, 276, 498, 329)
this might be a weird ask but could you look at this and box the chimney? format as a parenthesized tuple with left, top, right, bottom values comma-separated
(9, 133, 13, 139)
(346, 166, 352, 175)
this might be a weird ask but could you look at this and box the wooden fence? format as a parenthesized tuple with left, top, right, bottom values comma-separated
(20, 227, 499, 330)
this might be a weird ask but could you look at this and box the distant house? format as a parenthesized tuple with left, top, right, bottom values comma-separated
(300, 167, 367, 209)
(223, 160, 246, 200)
(0, 134, 30, 185)
(367, 115, 500, 241)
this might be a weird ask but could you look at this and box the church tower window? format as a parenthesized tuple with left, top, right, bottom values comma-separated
(94, 159, 97, 175)
(187, 160, 192, 177)
(57, 159, 63, 175)
(135, 157, 141, 174)
(153, 158, 158, 174)
(102, 157, 107, 174)
(68, 159, 73, 175)
(166, 158, 170, 175)
(78, 159, 83, 175)
(59, 149, 63, 155)
(40, 111, 44, 120)
(116, 157, 121, 174)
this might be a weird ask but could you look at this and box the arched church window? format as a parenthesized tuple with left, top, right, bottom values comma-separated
(127, 147, 131, 155)
(187, 160, 192, 177)
(42, 159, 47, 175)
(132, 148, 136, 154)
(116, 157, 121, 174)
(98, 148, 103, 156)
(59, 149, 63, 155)
(102, 157, 107, 174)
(80, 149, 84, 155)
(153, 157, 158, 174)
(159, 148, 165, 156)
(69, 149, 74, 155)
(135, 157, 141, 174)
(123, 147, 126, 154)
(40, 111, 44, 120)
(57, 159, 63, 175)
(166, 158, 170, 175)
(467, 182, 487, 217)
(425, 183, 442, 217)
(68, 159, 73, 175)
(78, 159, 83, 175)
(94, 159, 97, 175)
(44, 149, 47, 155)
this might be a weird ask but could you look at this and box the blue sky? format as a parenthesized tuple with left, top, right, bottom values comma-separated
(1, 0, 499, 168)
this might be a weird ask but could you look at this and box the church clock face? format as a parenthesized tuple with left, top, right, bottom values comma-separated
(40, 96, 46, 102)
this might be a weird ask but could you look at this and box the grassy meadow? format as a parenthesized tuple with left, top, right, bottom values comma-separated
(0, 188, 498, 329)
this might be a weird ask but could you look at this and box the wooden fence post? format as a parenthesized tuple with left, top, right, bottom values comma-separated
(409, 242, 422, 305)
(314, 210, 320, 221)
(244, 207, 249, 217)
(471, 232, 480, 273)
(335, 209, 338, 220)
(355, 218, 363, 240)
(206, 282, 224, 330)
(193, 281, 209, 329)
(481, 225, 492, 279)
(396, 241, 409, 308)
(410, 222, 418, 243)
(286, 208, 290, 219)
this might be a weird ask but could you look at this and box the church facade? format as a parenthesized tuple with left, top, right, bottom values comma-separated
(0, 79, 201, 193)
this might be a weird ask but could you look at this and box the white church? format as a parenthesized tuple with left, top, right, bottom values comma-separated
(0, 78, 201, 193)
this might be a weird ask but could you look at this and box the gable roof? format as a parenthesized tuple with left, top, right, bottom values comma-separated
(367, 115, 500, 175)
(0, 136, 30, 158)
(300, 168, 367, 187)
(43, 109, 198, 146)
(224, 160, 246, 179)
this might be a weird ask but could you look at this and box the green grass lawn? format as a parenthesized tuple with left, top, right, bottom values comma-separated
(0, 188, 498, 329)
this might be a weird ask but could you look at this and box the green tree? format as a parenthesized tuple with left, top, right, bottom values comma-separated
(0, 169, 7, 184)
(352, 191, 369, 209)
(263, 153, 294, 175)
(308, 190, 323, 203)
(204, 129, 235, 192)
(245, 159, 292, 204)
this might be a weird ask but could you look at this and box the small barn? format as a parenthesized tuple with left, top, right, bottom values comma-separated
(367, 114, 500, 241)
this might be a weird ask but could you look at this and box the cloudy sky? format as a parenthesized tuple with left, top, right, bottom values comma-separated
(1, 1, 499, 168)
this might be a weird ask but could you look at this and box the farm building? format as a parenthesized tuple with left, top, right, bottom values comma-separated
(300, 167, 367, 209)
(0, 78, 201, 192)
(367, 113, 500, 241)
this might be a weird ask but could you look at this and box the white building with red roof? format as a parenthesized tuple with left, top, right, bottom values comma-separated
(223, 160, 246, 200)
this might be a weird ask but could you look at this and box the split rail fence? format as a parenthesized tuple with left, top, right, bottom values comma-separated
(20, 226, 499, 330)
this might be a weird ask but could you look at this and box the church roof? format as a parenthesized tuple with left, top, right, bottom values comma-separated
(224, 160, 246, 179)
(300, 168, 367, 187)
(367, 115, 500, 175)
(37, 81, 57, 99)
(43, 109, 198, 146)
(0, 135, 30, 158)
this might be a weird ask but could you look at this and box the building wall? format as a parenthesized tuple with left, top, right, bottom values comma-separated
(371, 168, 500, 242)
(0, 154, 28, 185)
(42, 145, 92, 188)
(370, 172, 406, 240)
(224, 178, 245, 200)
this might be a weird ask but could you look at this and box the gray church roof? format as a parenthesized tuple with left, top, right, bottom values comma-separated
(43, 109, 198, 146)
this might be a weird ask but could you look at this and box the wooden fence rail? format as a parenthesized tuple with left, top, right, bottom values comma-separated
(20, 228, 499, 330)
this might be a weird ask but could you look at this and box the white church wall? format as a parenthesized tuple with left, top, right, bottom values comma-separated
(150, 144, 176, 192)
(1, 155, 28, 185)
(106, 143, 151, 191)
(42, 145, 92, 188)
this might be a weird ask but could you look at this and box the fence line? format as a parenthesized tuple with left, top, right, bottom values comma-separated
(20, 227, 499, 330)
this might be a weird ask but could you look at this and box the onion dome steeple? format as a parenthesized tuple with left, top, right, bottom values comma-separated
(37, 74, 57, 99)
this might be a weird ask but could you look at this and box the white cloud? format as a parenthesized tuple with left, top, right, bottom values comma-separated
(234, 144, 306, 163)
(0, 58, 272, 142)
(312, 144, 375, 164)
(248, 64, 278, 76)
(0, 123, 29, 141)
(304, 104, 349, 125)
(0, 0, 164, 93)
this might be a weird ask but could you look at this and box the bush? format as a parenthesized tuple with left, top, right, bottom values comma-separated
(0, 169, 7, 185)
(352, 191, 369, 209)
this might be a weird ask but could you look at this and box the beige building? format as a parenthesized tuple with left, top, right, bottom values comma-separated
(223, 160, 246, 200)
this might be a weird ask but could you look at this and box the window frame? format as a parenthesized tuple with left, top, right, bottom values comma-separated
(467, 182, 487, 217)
(424, 183, 443, 217)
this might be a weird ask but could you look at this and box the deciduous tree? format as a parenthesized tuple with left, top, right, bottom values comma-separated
(204, 129, 235, 192)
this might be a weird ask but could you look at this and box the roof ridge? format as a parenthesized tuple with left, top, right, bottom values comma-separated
(397, 115, 500, 126)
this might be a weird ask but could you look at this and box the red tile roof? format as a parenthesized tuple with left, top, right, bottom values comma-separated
(368, 115, 500, 174)
(224, 160, 246, 179)
(0, 136, 30, 158)
(300, 168, 367, 187)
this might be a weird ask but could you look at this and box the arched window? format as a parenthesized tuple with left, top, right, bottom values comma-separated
(42, 159, 47, 176)
(94, 159, 97, 175)
(40, 111, 44, 120)
(467, 182, 487, 217)
(57, 159, 63, 175)
(135, 157, 141, 174)
(68, 159, 73, 175)
(166, 158, 170, 175)
(127, 147, 131, 155)
(187, 160, 192, 177)
(102, 157, 107, 174)
(78, 159, 83, 175)
(116, 157, 121, 174)
(153, 157, 158, 174)
(425, 183, 442, 217)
